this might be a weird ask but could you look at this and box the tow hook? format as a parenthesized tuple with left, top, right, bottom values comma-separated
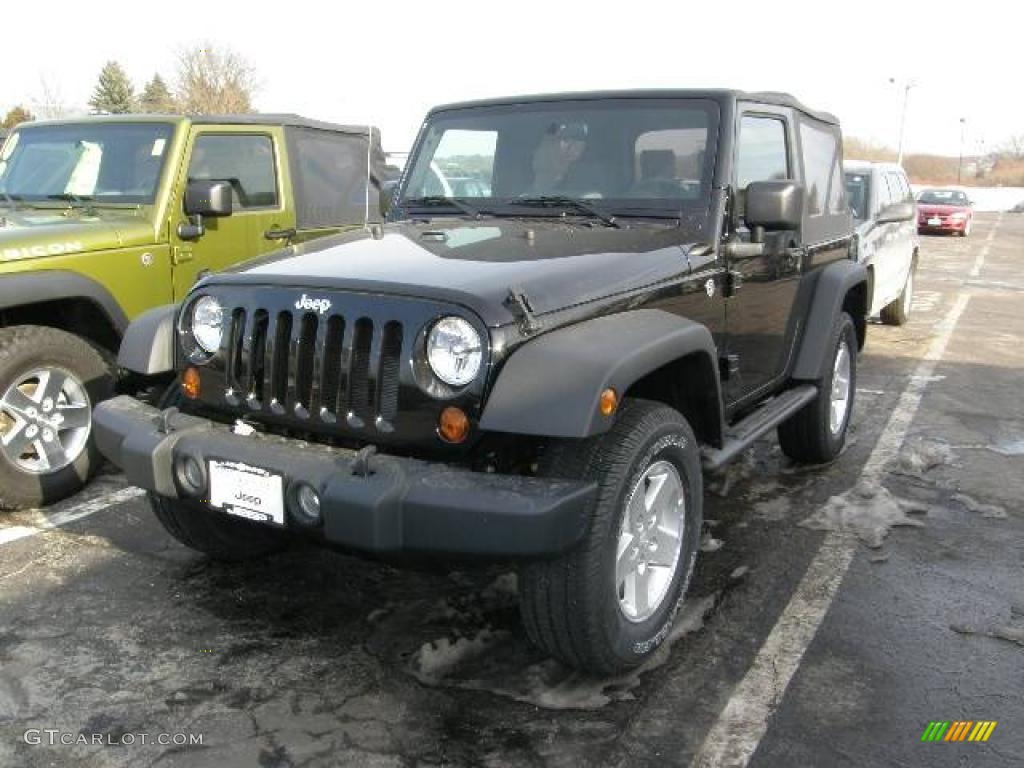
(352, 445, 378, 477)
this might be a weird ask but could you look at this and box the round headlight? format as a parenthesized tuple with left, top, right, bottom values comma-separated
(427, 316, 482, 387)
(191, 296, 224, 354)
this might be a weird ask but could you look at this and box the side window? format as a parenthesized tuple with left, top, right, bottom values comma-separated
(895, 172, 912, 201)
(188, 134, 279, 209)
(875, 172, 893, 212)
(736, 116, 789, 189)
(799, 122, 841, 216)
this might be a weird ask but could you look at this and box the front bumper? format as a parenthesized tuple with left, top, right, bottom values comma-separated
(94, 396, 595, 558)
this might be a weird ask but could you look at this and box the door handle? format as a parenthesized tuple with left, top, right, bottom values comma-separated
(265, 227, 296, 241)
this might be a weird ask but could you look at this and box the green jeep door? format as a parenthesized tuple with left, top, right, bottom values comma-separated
(171, 126, 297, 298)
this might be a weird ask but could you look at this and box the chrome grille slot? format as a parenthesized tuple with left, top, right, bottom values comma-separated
(269, 311, 292, 413)
(347, 318, 373, 425)
(292, 312, 318, 416)
(226, 308, 246, 395)
(249, 309, 269, 406)
(378, 321, 403, 421)
(320, 315, 345, 421)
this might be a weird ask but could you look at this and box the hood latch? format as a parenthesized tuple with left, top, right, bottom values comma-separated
(504, 284, 541, 335)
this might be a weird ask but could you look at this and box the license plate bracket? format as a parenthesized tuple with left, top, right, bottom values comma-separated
(208, 460, 285, 526)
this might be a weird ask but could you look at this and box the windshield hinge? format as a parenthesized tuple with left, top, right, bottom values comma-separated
(504, 284, 541, 335)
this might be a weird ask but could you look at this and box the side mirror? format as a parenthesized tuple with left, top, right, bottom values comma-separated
(876, 201, 914, 224)
(379, 180, 399, 219)
(184, 179, 233, 217)
(745, 180, 804, 232)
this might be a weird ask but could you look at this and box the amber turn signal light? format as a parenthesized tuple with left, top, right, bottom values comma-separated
(181, 367, 201, 400)
(599, 387, 618, 416)
(439, 406, 470, 443)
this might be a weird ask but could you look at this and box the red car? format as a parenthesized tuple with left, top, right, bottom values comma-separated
(917, 188, 974, 236)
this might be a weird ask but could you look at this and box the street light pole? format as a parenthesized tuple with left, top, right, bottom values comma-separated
(957, 117, 966, 184)
(891, 78, 916, 166)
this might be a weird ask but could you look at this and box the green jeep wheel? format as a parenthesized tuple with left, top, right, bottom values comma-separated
(0, 326, 115, 510)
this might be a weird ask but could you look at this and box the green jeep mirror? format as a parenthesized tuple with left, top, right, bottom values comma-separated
(184, 179, 233, 218)
(179, 180, 233, 241)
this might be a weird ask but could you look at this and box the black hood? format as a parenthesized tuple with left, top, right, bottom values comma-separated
(204, 218, 702, 327)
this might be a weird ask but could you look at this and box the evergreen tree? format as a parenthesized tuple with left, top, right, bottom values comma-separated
(139, 74, 176, 113)
(89, 61, 135, 114)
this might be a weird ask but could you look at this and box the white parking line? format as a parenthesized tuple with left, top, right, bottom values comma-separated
(691, 220, 1000, 767)
(0, 486, 145, 546)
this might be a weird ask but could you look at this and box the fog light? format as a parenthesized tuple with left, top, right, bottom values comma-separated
(178, 455, 205, 494)
(182, 367, 201, 399)
(294, 483, 322, 524)
(438, 406, 470, 443)
(599, 387, 618, 416)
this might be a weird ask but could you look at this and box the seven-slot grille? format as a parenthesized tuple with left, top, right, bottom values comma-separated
(222, 305, 404, 432)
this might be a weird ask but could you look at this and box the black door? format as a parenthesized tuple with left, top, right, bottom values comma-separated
(723, 110, 803, 407)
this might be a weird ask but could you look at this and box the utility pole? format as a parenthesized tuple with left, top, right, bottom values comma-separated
(891, 78, 917, 166)
(957, 117, 966, 184)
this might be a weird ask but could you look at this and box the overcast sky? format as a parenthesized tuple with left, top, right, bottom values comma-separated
(4, 0, 1019, 157)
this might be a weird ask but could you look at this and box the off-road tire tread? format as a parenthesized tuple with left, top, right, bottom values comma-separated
(521, 398, 700, 674)
(778, 312, 857, 464)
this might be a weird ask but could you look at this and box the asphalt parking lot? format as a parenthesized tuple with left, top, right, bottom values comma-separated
(1, 212, 1021, 768)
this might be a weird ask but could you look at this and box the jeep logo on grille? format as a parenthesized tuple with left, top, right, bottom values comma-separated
(295, 294, 332, 314)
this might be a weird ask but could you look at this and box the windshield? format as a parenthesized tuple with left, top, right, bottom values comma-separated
(0, 122, 175, 204)
(918, 189, 968, 206)
(844, 172, 871, 221)
(399, 98, 719, 217)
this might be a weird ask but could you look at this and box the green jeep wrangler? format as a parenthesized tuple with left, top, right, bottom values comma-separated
(0, 114, 389, 509)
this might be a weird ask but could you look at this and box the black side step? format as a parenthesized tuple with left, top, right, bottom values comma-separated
(701, 385, 818, 472)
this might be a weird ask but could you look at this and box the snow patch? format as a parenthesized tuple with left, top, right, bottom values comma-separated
(799, 483, 926, 548)
(408, 593, 720, 710)
(700, 533, 724, 553)
(895, 438, 957, 478)
(952, 493, 1008, 519)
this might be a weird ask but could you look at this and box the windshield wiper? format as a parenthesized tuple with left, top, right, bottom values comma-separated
(401, 195, 484, 219)
(46, 193, 94, 207)
(511, 196, 621, 228)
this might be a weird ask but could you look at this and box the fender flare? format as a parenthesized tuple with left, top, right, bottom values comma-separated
(0, 270, 129, 332)
(480, 309, 721, 439)
(791, 259, 868, 381)
(118, 304, 178, 375)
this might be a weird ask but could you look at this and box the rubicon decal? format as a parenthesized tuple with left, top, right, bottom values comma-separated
(920, 720, 997, 742)
(295, 294, 332, 314)
(3, 241, 84, 259)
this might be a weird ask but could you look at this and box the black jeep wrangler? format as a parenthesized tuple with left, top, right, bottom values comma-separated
(95, 90, 863, 674)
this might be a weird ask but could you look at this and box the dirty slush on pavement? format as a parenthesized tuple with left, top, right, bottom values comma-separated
(1, 214, 1021, 768)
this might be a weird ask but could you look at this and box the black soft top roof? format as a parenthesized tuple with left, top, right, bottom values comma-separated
(189, 113, 376, 135)
(429, 89, 839, 125)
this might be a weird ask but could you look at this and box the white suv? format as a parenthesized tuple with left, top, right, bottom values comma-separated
(844, 161, 919, 325)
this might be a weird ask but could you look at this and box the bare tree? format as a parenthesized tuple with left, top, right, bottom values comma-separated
(31, 75, 73, 119)
(174, 44, 258, 114)
(1000, 134, 1024, 160)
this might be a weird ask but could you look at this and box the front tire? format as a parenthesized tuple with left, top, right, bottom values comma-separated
(0, 326, 115, 510)
(520, 399, 703, 675)
(880, 264, 915, 326)
(778, 312, 857, 464)
(150, 495, 287, 561)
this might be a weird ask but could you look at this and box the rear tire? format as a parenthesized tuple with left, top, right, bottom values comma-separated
(148, 382, 286, 561)
(520, 399, 703, 675)
(778, 313, 857, 464)
(0, 326, 115, 510)
(880, 265, 914, 326)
